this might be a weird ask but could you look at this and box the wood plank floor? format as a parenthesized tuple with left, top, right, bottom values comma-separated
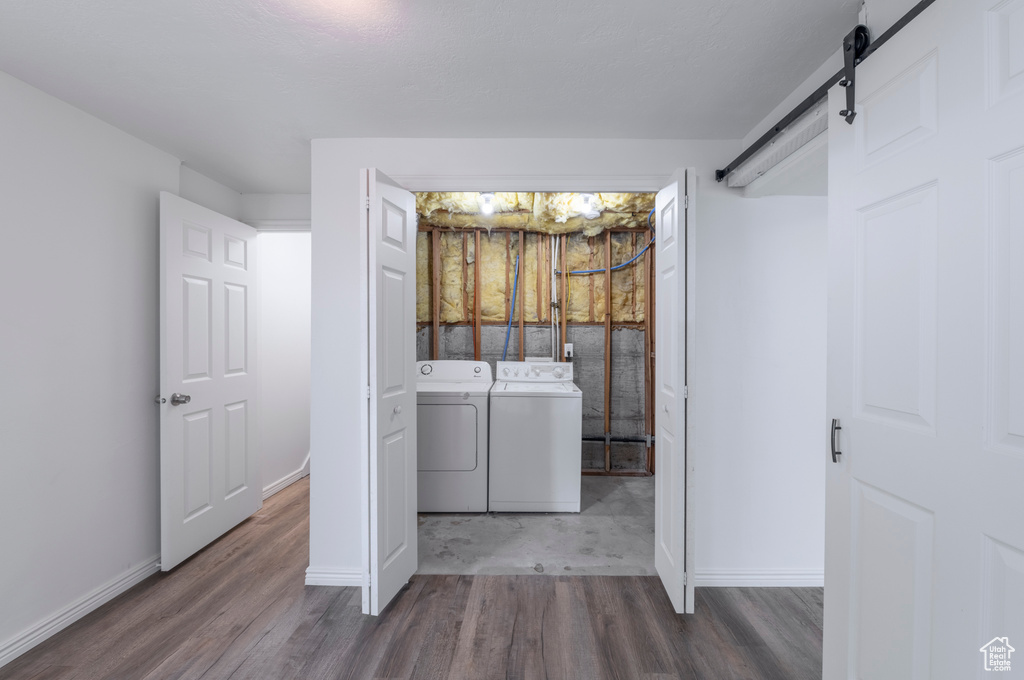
(0, 479, 823, 680)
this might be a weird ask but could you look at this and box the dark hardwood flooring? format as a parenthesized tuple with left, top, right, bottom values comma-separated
(0, 479, 823, 680)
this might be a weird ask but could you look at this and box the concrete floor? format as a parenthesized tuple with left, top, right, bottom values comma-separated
(417, 475, 654, 576)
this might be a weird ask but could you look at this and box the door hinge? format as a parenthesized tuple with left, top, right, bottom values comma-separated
(367, 385, 371, 399)
(683, 572, 687, 586)
(365, 196, 371, 210)
(682, 385, 688, 399)
(683, 195, 689, 210)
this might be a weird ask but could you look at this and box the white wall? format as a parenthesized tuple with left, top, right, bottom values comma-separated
(241, 193, 311, 227)
(258, 231, 312, 497)
(179, 164, 242, 220)
(0, 70, 180, 665)
(694, 195, 827, 584)
(0, 71, 313, 667)
(309, 137, 827, 586)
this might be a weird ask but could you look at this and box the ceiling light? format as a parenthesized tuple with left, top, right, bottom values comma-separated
(478, 192, 495, 215)
(578, 193, 600, 219)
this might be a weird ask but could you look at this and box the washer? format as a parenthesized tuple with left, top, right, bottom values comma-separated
(416, 360, 492, 512)
(488, 361, 582, 512)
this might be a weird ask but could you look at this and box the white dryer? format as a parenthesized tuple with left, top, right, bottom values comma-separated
(416, 360, 493, 512)
(488, 361, 582, 512)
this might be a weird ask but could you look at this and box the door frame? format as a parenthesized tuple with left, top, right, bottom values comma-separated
(357, 171, 697, 609)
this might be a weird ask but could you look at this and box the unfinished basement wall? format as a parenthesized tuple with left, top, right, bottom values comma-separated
(415, 221, 653, 473)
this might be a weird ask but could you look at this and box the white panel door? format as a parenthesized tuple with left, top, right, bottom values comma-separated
(364, 169, 418, 615)
(655, 172, 694, 614)
(825, 1, 1024, 677)
(159, 192, 261, 571)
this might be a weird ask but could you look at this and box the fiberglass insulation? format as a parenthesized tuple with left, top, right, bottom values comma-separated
(416, 232, 430, 323)
(417, 192, 533, 216)
(417, 192, 655, 237)
(417, 231, 647, 325)
(439, 232, 466, 322)
(415, 193, 652, 325)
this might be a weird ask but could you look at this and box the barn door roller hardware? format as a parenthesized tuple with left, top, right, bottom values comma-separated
(839, 25, 870, 123)
(715, 0, 936, 183)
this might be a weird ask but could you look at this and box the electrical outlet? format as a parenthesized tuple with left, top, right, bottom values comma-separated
(564, 343, 574, 359)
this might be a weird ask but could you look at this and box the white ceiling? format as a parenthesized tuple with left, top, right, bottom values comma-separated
(0, 0, 860, 194)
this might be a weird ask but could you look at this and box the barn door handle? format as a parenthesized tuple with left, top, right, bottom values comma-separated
(830, 418, 842, 462)
(170, 393, 191, 406)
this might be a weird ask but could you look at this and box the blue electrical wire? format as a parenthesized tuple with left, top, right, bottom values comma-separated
(501, 253, 520, 361)
(555, 209, 656, 276)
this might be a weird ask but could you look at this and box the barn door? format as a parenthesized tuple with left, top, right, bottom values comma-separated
(363, 169, 418, 615)
(654, 170, 695, 614)
(159, 192, 261, 571)
(824, 1, 1024, 676)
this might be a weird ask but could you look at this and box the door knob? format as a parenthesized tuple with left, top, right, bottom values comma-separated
(393, 405, 402, 415)
(170, 393, 191, 406)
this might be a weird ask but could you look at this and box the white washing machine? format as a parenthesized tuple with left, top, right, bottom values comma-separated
(488, 361, 582, 512)
(416, 360, 492, 512)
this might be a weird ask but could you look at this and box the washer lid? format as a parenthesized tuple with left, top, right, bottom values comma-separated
(491, 381, 581, 397)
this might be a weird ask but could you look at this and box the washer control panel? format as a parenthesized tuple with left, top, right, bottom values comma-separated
(496, 361, 573, 382)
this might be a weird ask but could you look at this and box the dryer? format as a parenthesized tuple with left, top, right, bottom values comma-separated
(488, 361, 582, 512)
(416, 360, 493, 512)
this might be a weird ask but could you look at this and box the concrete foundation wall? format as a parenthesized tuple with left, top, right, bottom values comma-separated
(418, 325, 648, 471)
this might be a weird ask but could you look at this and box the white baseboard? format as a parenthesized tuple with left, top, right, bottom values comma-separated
(305, 567, 363, 587)
(694, 569, 824, 588)
(0, 556, 160, 670)
(262, 452, 311, 500)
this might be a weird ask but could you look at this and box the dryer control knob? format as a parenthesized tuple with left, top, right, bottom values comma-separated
(553, 367, 564, 379)
(420, 364, 432, 375)
(474, 366, 481, 373)
(502, 368, 510, 376)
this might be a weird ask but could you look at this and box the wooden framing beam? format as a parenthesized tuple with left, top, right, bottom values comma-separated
(462, 233, 469, 325)
(431, 229, 441, 360)
(474, 229, 481, 361)
(417, 321, 645, 329)
(518, 230, 525, 361)
(504, 233, 511, 323)
(643, 231, 653, 474)
(582, 469, 652, 477)
(649, 236, 657, 474)
(588, 236, 595, 323)
(560, 235, 567, 362)
(544, 236, 550, 325)
(536, 234, 543, 323)
(604, 230, 612, 473)
(631, 233, 638, 321)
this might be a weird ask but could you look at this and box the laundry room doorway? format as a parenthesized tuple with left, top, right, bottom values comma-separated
(362, 168, 695, 616)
